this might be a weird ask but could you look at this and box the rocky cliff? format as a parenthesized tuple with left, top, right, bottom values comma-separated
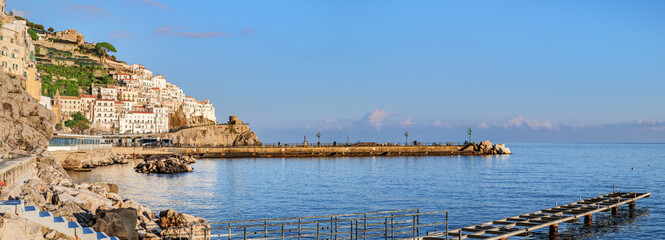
(0, 73, 55, 160)
(0, 71, 209, 239)
(169, 124, 262, 147)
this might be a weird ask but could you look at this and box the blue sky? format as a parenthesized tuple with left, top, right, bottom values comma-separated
(12, 0, 665, 143)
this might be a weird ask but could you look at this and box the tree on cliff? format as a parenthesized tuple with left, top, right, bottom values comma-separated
(95, 42, 117, 63)
(168, 106, 188, 130)
(64, 112, 90, 134)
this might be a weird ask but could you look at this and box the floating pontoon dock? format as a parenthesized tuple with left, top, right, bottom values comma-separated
(424, 191, 650, 240)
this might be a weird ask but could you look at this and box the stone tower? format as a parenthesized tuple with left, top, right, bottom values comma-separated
(1, 0, 5, 16)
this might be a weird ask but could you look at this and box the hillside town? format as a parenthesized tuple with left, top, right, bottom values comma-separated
(0, 0, 216, 135)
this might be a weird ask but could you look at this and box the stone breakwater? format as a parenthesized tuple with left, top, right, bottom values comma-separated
(135, 155, 196, 174)
(141, 140, 511, 159)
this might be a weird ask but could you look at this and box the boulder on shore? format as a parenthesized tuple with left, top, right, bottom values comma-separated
(135, 155, 196, 174)
(89, 208, 139, 240)
(159, 209, 210, 240)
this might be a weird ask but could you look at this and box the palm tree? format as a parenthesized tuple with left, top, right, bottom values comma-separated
(95, 42, 117, 63)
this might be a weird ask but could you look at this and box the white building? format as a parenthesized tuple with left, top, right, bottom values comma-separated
(119, 111, 156, 134)
(201, 99, 216, 122)
(92, 99, 116, 129)
(39, 96, 52, 110)
(131, 64, 153, 80)
(99, 86, 118, 100)
(113, 72, 134, 82)
(152, 106, 169, 133)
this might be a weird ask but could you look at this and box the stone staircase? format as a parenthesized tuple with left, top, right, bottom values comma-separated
(0, 200, 119, 240)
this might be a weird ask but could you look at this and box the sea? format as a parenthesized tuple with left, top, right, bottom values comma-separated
(68, 143, 664, 239)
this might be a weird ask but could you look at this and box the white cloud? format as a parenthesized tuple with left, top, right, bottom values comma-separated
(400, 116, 414, 127)
(368, 109, 388, 130)
(497, 116, 555, 130)
(477, 122, 489, 129)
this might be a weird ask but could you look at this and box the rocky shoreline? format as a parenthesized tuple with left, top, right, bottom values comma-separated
(0, 72, 209, 239)
(3, 151, 210, 239)
(59, 150, 130, 170)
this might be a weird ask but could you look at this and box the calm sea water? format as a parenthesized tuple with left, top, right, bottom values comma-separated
(68, 143, 663, 239)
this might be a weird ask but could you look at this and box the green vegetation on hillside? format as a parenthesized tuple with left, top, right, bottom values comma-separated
(39, 64, 115, 97)
(28, 30, 39, 41)
(14, 16, 45, 32)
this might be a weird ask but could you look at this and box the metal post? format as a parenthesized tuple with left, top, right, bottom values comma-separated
(384, 218, 388, 240)
(265, 220, 268, 238)
(629, 201, 636, 218)
(333, 217, 336, 240)
(584, 214, 592, 227)
(244, 227, 247, 240)
(445, 212, 448, 240)
(355, 220, 358, 240)
(350, 221, 353, 240)
(412, 215, 416, 239)
(364, 214, 367, 240)
(613, 184, 615, 193)
(612, 206, 618, 217)
(317, 222, 320, 240)
(416, 209, 420, 236)
(549, 223, 558, 240)
(228, 223, 232, 240)
(390, 212, 394, 240)
(298, 218, 302, 240)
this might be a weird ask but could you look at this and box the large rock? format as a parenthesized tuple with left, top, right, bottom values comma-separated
(495, 144, 511, 154)
(90, 208, 140, 240)
(234, 131, 262, 146)
(159, 209, 209, 240)
(135, 155, 195, 174)
(169, 124, 262, 147)
(0, 72, 55, 160)
(60, 150, 128, 169)
(0, 214, 45, 240)
(478, 140, 493, 154)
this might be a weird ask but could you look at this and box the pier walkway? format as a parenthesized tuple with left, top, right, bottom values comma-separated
(424, 191, 650, 240)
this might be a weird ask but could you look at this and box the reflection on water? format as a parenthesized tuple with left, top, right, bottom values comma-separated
(68, 143, 664, 239)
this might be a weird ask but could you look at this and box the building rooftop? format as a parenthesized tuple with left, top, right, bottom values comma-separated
(60, 96, 80, 100)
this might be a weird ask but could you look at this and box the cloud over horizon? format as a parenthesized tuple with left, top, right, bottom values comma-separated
(276, 111, 665, 143)
(479, 116, 556, 130)
(155, 26, 232, 38)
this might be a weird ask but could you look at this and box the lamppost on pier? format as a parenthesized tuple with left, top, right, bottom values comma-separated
(316, 132, 321, 146)
(467, 128, 472, 143)
(404, 131, 409, 146)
